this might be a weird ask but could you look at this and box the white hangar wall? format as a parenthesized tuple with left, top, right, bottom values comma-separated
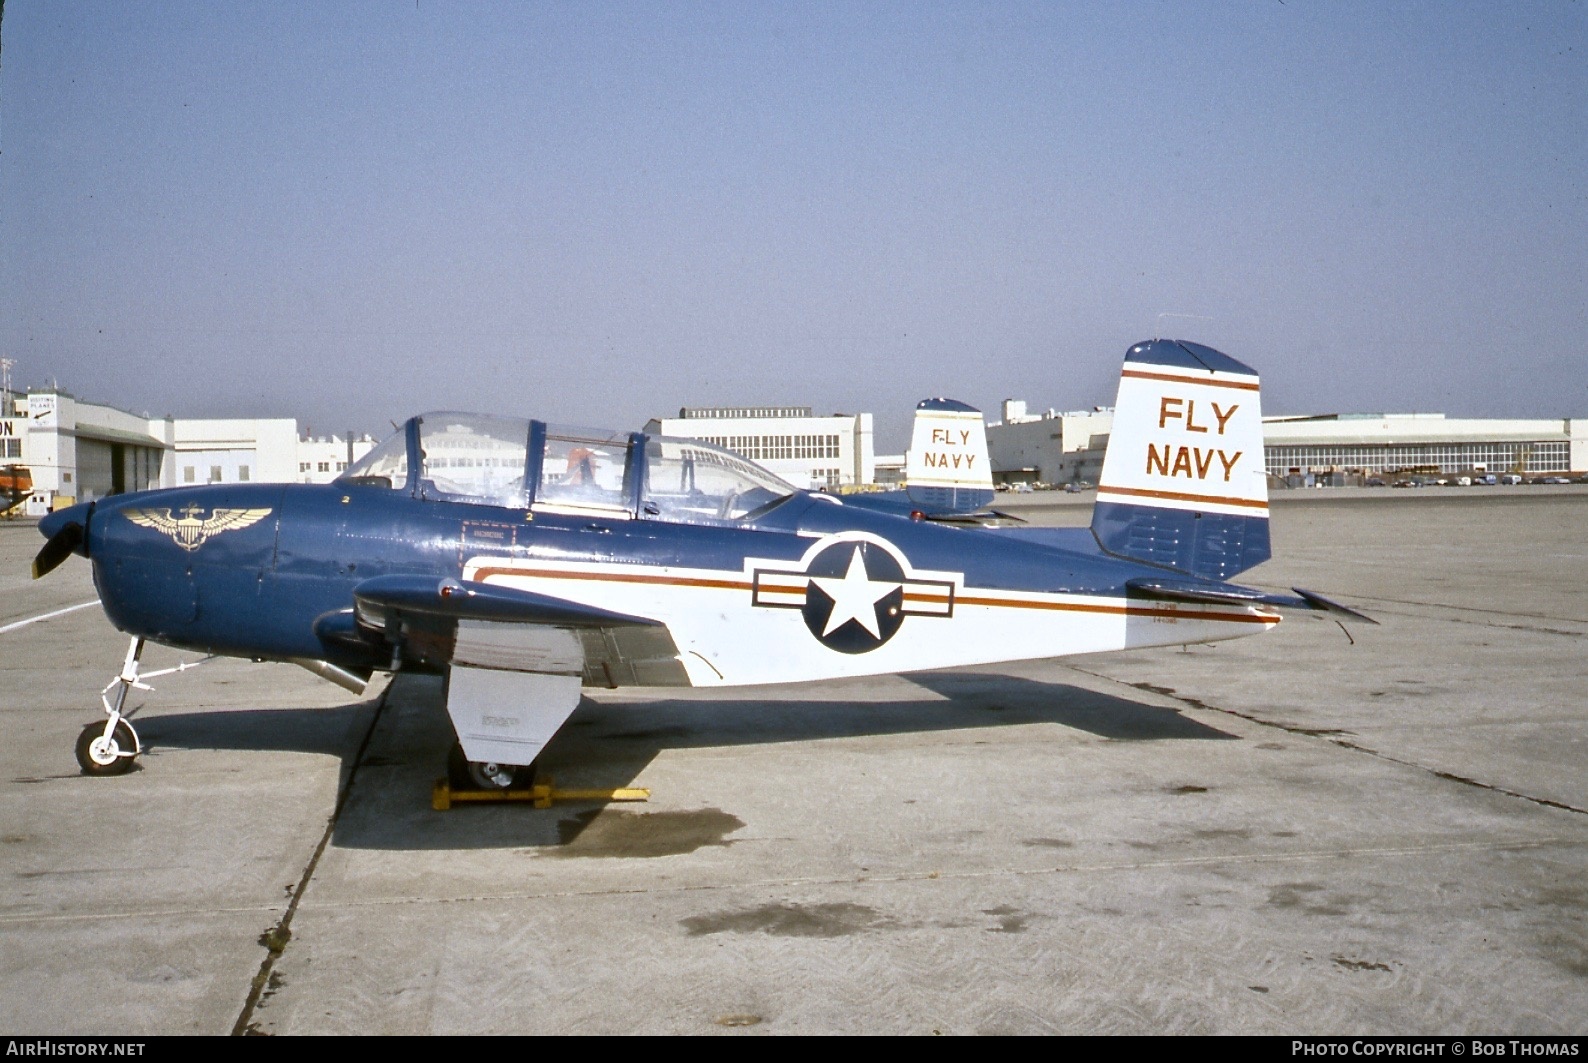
(12, 389, 379, 507)
(645, 405, 875, 490)
(988, 406, 1587, 484)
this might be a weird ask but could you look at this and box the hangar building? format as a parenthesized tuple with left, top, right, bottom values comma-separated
(6, 388, 376, 511)
(645, 405, 875, 489)
(1259, 414, 1587, 481)
(985, 400, 1114, 487)
(987, 402, 1588, 486)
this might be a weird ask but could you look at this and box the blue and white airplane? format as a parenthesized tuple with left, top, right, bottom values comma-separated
(34, 340, 1370, 786)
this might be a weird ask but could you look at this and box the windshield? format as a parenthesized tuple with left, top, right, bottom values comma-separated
(338, 425, 409, 489)
(642, 437, 796, 523)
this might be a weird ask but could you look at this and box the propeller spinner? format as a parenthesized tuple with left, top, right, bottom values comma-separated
(32, 502, 91, 580)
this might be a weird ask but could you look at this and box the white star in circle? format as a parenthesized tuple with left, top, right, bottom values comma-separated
(810, 546, 901, 639)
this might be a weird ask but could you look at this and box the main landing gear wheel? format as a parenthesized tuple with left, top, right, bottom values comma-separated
(447, 741, 537, 792)
(76, 720, 138, 776)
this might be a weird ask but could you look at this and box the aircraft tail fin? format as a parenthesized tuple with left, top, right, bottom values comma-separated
(1090, 340, 1271, 580)
(904, 399, 995, 516)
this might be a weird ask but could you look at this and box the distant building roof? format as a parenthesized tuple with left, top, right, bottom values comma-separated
(678, 406, 813, 419)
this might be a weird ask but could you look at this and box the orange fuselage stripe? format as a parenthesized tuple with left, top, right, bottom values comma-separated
(956, 594, 1276, 623)
(466, 566, 1278, 625)
(472, 566, 751, 592)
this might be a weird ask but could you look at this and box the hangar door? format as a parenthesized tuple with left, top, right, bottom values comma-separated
(76, 439, 114, 501)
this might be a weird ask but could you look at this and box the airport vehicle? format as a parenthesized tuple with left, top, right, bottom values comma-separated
(0, 465, 32, 515)
(33, 340, 1371, 784)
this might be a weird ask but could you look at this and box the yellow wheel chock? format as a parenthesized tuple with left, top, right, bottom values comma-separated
(432, 776, 650, 811)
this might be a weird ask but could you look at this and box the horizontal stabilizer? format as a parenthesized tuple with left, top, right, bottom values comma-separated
(922, 508, 1026, 526)
(1126, 577, 1376, 624)
(1290, 587, 1379, 625)
(1125, 577, 1277, 606)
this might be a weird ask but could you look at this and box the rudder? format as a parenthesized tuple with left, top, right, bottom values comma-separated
(1091, 339, 1270, 580)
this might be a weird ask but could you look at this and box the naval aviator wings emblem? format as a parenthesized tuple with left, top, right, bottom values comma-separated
(124, 503, 274, 552)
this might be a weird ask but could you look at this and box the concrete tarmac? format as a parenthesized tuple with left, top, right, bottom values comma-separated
(1, 487, 1585, 1035)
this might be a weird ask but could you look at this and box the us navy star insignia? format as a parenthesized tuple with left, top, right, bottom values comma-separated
(811, 546, 897, 639)
(124, 503, 273, 552)
(748, 534, 958, 653)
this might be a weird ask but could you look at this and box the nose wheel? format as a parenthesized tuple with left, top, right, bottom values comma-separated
(76, 637, 148, 776)
(76, 719, 139, 776)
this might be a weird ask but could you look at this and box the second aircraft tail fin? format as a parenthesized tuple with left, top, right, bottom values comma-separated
(904, 399, 995, 516)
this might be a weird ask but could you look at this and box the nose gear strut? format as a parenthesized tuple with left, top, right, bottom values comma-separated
(77, 636, 209, 776)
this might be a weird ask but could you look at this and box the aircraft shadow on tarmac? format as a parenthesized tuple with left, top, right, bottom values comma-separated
(133, 702, 372, 759)
(128, 671, 1236, 852)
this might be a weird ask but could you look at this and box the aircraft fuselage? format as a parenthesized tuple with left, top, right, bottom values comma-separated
(71, 479, 1277, 690)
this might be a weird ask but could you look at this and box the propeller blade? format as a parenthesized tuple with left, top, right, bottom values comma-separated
(31, 522, 84, 580)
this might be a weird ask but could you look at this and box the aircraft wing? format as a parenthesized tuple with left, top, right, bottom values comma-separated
(344, 574, 696, 772)
(348, 575, 692, 687)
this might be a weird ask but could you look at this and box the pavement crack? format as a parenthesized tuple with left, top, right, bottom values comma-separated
(1247, 586, 1588, 629)
(230, 683, 392, 1036)
(1331, 738, 1588, 817)
(224, 836, 1562, 912)
(1069, 666, 1588, 820)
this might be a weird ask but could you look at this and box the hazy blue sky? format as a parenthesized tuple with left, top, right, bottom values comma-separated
(2, 1, 1583, 449)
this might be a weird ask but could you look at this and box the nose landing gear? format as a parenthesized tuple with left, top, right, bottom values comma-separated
(76, 636, 207, 777)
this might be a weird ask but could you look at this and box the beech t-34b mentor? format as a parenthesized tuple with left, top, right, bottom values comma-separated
(35, 340, 1371, 786)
